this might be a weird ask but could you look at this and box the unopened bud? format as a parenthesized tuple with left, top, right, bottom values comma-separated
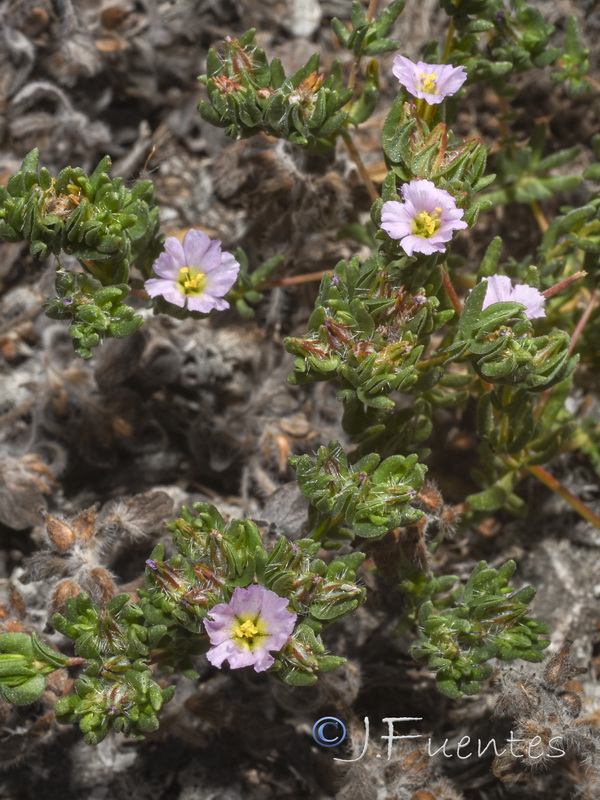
(44, 513, 76, 551)
(88, 568, 115, 604)
(71, 505, 98, 542)
(50, 580, 81, 613)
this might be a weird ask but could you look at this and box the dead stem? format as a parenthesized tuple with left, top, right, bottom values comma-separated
(441, 264, 463, 315)
(341, 129, 380, 203)
(527, 464, 600, 530)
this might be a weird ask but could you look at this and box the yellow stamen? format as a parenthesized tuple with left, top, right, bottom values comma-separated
(235, 620, 259, 639)
(412, 209, 441, 238)
(420, 72, 437, 93)
(177, 266, 207, 296)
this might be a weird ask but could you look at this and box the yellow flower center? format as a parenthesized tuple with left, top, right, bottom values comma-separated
(412, 207, 442, 238)
(235, 620, 259, 639)
(177, 266, 207, 296)
(420, 72, 437, 93)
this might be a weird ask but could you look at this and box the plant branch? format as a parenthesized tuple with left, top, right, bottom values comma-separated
(529, 200, 549, 234)
(441, 264, 463, 315)
(341, 129, 380, 203)
(527, 464, 600, 529)
(348, 0, 380, 91)
(568, 287, 598, 356)
(256, 270, 331, 291)
(442, 18, 455, 63)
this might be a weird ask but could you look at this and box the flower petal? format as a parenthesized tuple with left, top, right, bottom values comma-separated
(185, 294, 223, 313)
(151, 250, 180, 280)
(392, 55, 421, 95)
(400, 234, 446, 256)
(203, 257, 240, 296)
(436, 63, 467, 95)
(182, 229, 224, 273)
(480, 276, 546, 320)
(393, 56, 467, 104)
(144, 278, 186, 307)
(207, 639, 256, 669)
(162, 236, 187, 270)
(381, 200, 414, 240)
(482, 275, 514, 308)
(250, 647, 276, 672)
(227, 585, 264, 617)
(511, 284, 546, 319)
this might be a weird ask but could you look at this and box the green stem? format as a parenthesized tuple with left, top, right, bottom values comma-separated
(311, 511, 346, 542)
(417, 353, 451, 370)
(80, 259, 112, 284)
(442, 18, 455, 63)
(347, 0, 380, 91)
(529, 200, 549, 234)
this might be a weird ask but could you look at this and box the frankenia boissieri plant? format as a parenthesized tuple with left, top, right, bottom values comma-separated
(481, 275, 546, 319)
(380, 179, 468, 256)
(392, 55, 467, 104)
(145, 228, 240, 312)
(1, 0, 598, 757)
(203, 585, 297, 672)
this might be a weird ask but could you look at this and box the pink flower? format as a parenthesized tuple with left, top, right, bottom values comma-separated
(481, 275, 546, 320)
(381, 179, 467, 256)
(145, 229, 240, 313)
(392, 56, 467, 105)
(203, 585, 297, 673)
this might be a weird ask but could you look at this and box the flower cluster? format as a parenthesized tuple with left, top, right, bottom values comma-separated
(145, 228, 240, 313)
(381, 179, 467, 256)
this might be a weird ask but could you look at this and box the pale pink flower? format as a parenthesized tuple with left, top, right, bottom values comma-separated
(203, 585, 296, 673)
(145, 229, 240, 313)
(392, 55, 467, 104)
(380, 179, 467, 256)
(481, 275, 546, 319)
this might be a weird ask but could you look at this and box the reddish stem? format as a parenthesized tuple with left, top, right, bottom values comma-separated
(569, 288, 598, 356)
(256, 270, 331, 291)
(441, 265, 463, 315)
(527, 465, 600, 530)
(542, 270, 587, 300)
